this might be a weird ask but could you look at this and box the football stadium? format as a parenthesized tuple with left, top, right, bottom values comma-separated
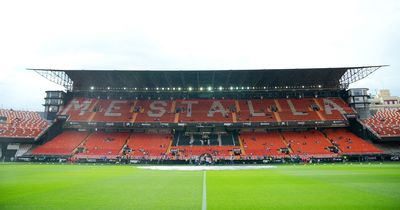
(1, 66, 400, 209)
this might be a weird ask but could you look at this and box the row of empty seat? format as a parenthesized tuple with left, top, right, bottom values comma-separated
(59, 97, 355, 123)
(363, 108, 400, 137)
(32, 131, 89, 155)
(0, 109, 49, 138)
(171, 146, 238, 159)
(31, 128, 382, 159)
(32, 131, 172, 159)
(241, 129, 382, 158)
(124, 133, 171, 158)
(324, 129, 383, 154)
(75, 132, 129, 159)
(241, 131, 287, 157)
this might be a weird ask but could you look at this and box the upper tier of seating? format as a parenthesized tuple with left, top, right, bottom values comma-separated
(0, 109, 49, 138)
(59, 97, 355, 123)
(363, 108, 400, 137)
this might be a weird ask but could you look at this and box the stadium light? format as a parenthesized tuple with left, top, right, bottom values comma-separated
(172, 87, 175, 90)
(200, 87, 204, 91)
(90, 86, 94, 90)
(247, 87, 250, 90)
(218, 86, 223, 91)
(107, 87, 110, 90)
(145, 87, 148, 90)
(123, 87, 127, 90)
(188, 87, 193, 91)
(318, 85, 322, 88)
(230, 86, 233, 90)
(178, 87, 182, 91)
(207, 86, 212, 91)
(156, 87, 159, 90)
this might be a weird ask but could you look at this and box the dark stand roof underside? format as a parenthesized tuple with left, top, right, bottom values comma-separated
(65, 68, 347, 90)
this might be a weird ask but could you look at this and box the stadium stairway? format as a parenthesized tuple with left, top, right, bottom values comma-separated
(15, 144, 32, 157)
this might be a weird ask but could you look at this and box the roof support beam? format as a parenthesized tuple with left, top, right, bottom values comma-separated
(197, 72, 200, 88)
(211, 71, 215, 88)
(29, 69, 73, 91)
(339, 65, 387, 89)
(180, 72, 186, 88)
(163, 72, 172, 88)
(224, 71, 232, 87)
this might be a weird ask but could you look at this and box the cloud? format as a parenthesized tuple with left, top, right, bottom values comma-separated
(0, 0, 399, 110)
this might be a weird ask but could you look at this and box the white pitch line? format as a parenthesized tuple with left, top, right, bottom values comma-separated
(202, 171, 207, 210)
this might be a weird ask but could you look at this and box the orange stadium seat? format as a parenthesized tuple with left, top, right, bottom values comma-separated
(240, 131, 287, 158)
(74, 132, 129, 159)
(324, 128, 382, 154)
(363, 108, 400, 137)
(124, 133, 171, 158)
(0, 109, 49, 138)
(32, 131, 89, 155)
(59, 97, 353, 124)
(171, 145, 237, 159)
(236, 99, 277, 122)
(281, 130, 336, 158)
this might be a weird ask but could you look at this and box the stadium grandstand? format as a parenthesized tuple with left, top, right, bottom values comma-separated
(2, 65, 400, 163)
(0, 109, 49, 161)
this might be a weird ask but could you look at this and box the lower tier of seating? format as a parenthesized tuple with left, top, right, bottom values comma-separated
(324, 129, 382, 154)
(74, 132, 130, 159)
(32, 131, 89, 155)
(123, 133, 171, 158)
(282, 130, 337, 158)
(241, 131, 287, 157)
(31, 129, 383, 159)
(170, 146, 239, 159)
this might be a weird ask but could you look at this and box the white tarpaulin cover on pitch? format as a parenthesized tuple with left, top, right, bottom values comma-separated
(138, 165, 277, 171)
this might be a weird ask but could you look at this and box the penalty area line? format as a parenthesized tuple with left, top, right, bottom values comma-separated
(202, 171, 207, 210)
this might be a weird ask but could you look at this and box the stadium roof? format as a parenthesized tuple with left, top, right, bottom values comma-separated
(30, 66, 387, 91)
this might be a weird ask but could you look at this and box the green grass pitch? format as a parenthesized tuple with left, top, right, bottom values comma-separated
(1, 163, 400, 210)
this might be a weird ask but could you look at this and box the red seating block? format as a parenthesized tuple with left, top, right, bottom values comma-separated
(32, 131, 88, 155)
(0, 109, 49, 138)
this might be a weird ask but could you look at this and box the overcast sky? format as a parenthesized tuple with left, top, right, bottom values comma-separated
(0, 0, 399, 111)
